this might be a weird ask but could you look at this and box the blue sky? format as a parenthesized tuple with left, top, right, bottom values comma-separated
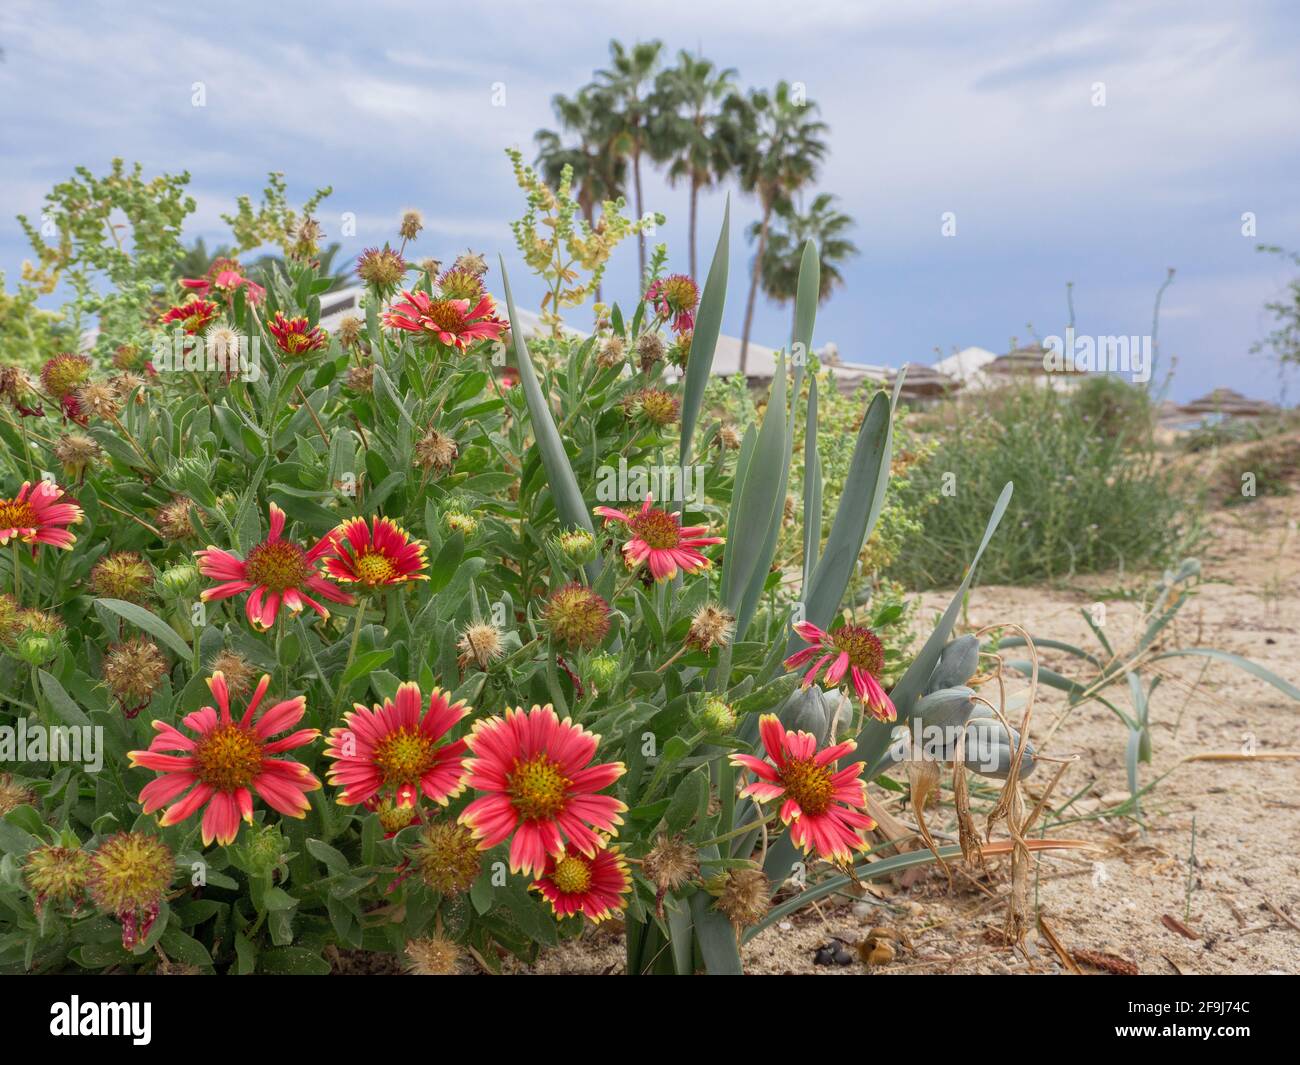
(2, 0, 1298, 402)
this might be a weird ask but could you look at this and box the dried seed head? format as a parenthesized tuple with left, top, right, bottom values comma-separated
(543, 582, 612, 651)
(205, 324, 243, 365)
(457, 621, 505, 670)
(54, 432, 103, 479)
(453, 250, 488, 276)
(76, 381, 121, 419)
(289, 217, 323, 259)
(670, 330, 693, 369)
(419, 257, 443, 277)
(337, 315, 364, 349)
(405, 933, 461, 975)
(635, 331, 666, 371)
(156, 497, 195, 541)
(208, 650, 256, 699)
(399, 209, 424, 242)
(411, 821, 481, 897)
(414, 427, 458, 473)
(25, 845, 90, 913)
(719, 424, 742, 450)
(102, 636, 168, 714)
(644, 833, 699, 895)
(687, 603, 734, 652)
(113, 371, 148, 402)
(0, 772, 35, 816)
(597, 336, 626, 369)
(714, 867, 771, 929)
(345, 364, 373, 394)
(89, 551, 153, 604)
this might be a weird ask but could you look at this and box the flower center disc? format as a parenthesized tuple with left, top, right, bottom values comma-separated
(355, 551, 397, 584)
(628, 508, 681, 550)
(779, 757, 835, 816)
(195, 723, 264, 792)
(831, 625, 885, 675)
(422, 300, 469, 334)
(551, 855, 592, 894)
(0, 500, 36, 530)
(372, 727, 436, 787)
(507, 756, 570, 821)
(244, 540, 313, 593)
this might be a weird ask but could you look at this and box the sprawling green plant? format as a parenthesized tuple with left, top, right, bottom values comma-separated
(0, 161, 1039, 976)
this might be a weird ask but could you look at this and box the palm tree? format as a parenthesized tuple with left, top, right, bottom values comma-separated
(535, 88, 626, 228)
(751, 193, 858, 342)
(594, 39, 664, 289)
(651, 51, 737, 280)
(724, 82, 829, 372)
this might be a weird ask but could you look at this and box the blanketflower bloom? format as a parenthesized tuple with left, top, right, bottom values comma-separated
(181, 264, 266, 305)
(784, 620, 896, 722)
(196, 502, 354, 630)
(645, 273, 699, 333)
(381, 289, 506, 350)
(324, 682, 470, 809)
(0, 480, 83, 551)
(730, 714, 875, 863)
(594, 495, 723, 581)
(129, 671, 320, 846)
(324, 516, 428, 589)
(532, 841, 631, 923)
(458, 705, 626, 877)
(266, 311, 328, 356)
(159, 297, 219, 335)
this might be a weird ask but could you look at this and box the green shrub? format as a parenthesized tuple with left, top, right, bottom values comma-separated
(888, 383, 1189, 587)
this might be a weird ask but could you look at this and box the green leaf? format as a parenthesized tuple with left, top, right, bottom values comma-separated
(1147, 648, 1300, 701)
(258, 946, 331, 975)
(679, 199, 729, 463)
(37, 670, 91, 727)
(94, 598, 192, 659)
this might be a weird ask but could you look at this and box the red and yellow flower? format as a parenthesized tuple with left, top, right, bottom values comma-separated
(730, 714, 875, 863)
(0, 480, 83, 551)
(381, 289, 506, 350)
(594, 495, 723, 581)
(266, 312, 328, 356)
(645, 273, 699, 334)
(784, 620, 896, 722)
(181, 260, 266, 305)
(159, 297, 219, 335)
(324, 682, 470, 809)
(532, 840, 631, 923)
(195, 502, 354, 630)
(458, 705, 626, 877)
(324, 516, 428, 589)
(128, 672, 321, 847)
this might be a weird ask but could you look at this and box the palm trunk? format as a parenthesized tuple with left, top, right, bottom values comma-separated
(633, 148, 646, 294)
(688, 174, 700, 280)
(739, 204, 772, 375)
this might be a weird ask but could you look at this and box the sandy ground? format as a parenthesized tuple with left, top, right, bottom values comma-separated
(520, 490, 1300, 976)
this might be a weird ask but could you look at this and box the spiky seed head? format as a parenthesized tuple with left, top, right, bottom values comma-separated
(687, 603, 734, 652)
(375, 798, 419, 835)
(452, 250, 488, 276)
(76, 381, 121, 419)
(90, 551, 153, 604)
(157, 562, 199, 599)
(0, 772, 35, 816)
(698, 696, 737, 734)
(40, 353, 92, 399)
(436, 268, 485, 302)
(102, 637, 167, 712)
(54, 432, 103, 479)
(345, 364, 373, 393)
(644, 833, 699, 895)
(714, 867, 771, 929)
(635, 331, 666, 371)
(405, 933, 461, 975)
(399, 209, 424, 241)
(88, 832, 173, 919)
(411, 821, 481, 897)
(554, 527, 597, 564)
(337, 314, 364, 349)
(597, 336, 626, 369)
(156, 497, 195, 541)
(414, 427, 458, 473)
(457, 621, 505, 670)
(587, 652, 619, 691)
(25, 845, 91, 912)
(357, 246, 407, 292)
(719, 424, 742, 450)
(627, 388, 679, 427)
(543, 582, 612, 651)
(208, 650, 256, 698)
